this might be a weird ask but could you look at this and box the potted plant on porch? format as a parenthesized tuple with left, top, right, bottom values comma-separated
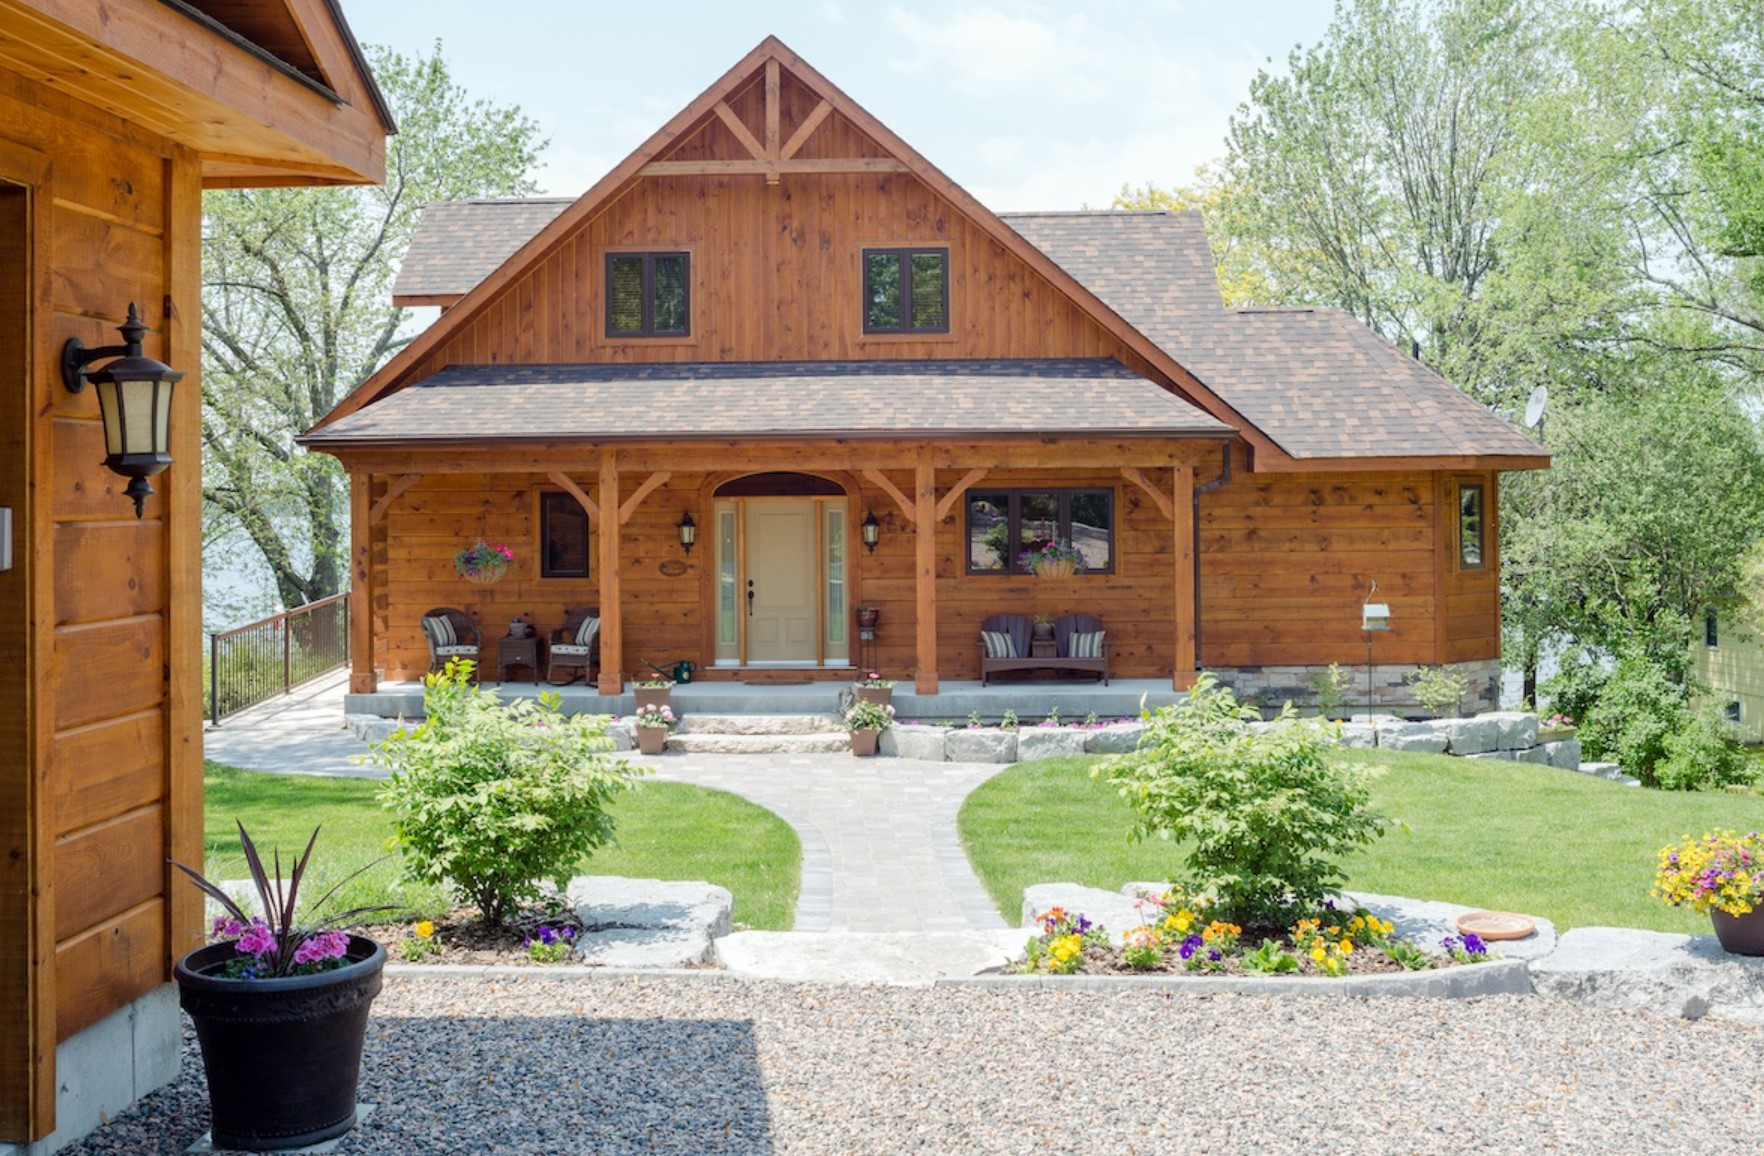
(844, 698, 895, 756)
(632, 702, 677, 755)
(633, 677, 674, 711)
(171, 824, 390, 1152)
(853, 671, 895, 708)
(1020, 540, 1082, 580)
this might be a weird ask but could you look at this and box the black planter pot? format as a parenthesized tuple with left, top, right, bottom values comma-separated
(1711, 908, 1764, 956)
(175, 935, 385, 1152)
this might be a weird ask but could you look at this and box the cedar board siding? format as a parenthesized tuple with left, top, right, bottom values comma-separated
(366, 465, 1500, 682)
(402, 98, 1155, 383)
(0, 66, 204, 1138)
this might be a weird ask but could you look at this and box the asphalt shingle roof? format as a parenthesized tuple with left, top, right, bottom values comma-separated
(382, 202, 1543, 461)
(301, 359, 1234, 445)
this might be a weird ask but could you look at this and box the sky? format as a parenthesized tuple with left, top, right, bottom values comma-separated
(343, 1, 1336, 211)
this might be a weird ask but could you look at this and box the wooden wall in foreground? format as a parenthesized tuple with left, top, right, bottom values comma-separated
(365, 461, 1500, 684)
(0, 66, 204, 1140)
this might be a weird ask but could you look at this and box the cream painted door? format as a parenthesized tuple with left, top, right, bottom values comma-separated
(745, 499, 817, 663)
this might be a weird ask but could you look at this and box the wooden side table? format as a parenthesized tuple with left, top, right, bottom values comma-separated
(1030, 639, 1057, 658)
(497, 635, 543, 682)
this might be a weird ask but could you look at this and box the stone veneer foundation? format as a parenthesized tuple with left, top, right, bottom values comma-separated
(1207, 659, 1502, 717)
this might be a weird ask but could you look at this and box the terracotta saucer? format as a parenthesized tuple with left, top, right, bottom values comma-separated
(1455, 911, 1535, 941)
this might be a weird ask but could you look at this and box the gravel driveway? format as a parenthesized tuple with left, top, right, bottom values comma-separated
(60, 973, 1764, 1154)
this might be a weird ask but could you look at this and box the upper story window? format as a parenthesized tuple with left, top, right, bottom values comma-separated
(606, 251, 689, 337)
(1706, 607, 1720, 649)
(1458, 482, 1485, 570)
(863, 247, 949, 334)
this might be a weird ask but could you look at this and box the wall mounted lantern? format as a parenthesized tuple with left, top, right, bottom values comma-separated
(62, 303, 182, 518)
(861, 510, 881, 554)
(677, 510, 697, 553)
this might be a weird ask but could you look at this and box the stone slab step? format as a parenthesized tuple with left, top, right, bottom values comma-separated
(667, 732, 852, 755)
(715, 929, 1028, 985)
(677, 713, 845, 735)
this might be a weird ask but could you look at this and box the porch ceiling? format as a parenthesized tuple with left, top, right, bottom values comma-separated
(299, 358, 1237, 448)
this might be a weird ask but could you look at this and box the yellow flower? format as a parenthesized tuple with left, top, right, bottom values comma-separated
(1339, 939, 1354, 954)
(1173, 909, 1195, 933)
(1310, 945, 1326, 961)
(414, 920, 435, 939)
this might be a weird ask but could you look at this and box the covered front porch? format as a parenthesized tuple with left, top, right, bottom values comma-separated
(303, 360, 1235, 698)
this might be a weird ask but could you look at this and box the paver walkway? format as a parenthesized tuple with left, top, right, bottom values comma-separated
(204, 674, 1013, 934)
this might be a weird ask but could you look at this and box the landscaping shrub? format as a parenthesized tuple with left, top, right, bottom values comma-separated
(1540, 650, 1609, 731)
(1655, 707, 1753, 792)
(370, 660, 642, 927)
(1405, 665, 1469, 718)
(1099, 674, 1386, 927)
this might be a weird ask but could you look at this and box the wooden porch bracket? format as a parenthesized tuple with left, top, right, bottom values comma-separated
(862, 468, 917, 524)
(618, 471, 672, 524)
(914, 458, 939, 694)
(935, 468, 989, 522)
(548, 472, 600, 520)
(367, 473, 421, 525)
(1121, 466, 1175, 521)
(597, 455, 623, 694)
(715, 102, 767, 161)
(1173, 465, 1196, 691)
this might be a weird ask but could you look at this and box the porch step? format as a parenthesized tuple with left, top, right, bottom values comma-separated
(676, 713, 845, 736)
(667, 732, 851, 755)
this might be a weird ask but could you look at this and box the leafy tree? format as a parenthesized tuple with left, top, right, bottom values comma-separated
(1502, 356, 1764, 675)
(1108, 166, 1272, 306)
(202, 42, 543, 612)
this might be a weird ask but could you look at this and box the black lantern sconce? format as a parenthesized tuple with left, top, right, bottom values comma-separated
(677, 510, 697, 554)
(861, 510, 881, 554)
(62, 304, 182, 519)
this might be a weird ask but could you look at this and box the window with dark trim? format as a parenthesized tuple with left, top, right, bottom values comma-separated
(1458, 483, 1485, 570)
(1706, 607, 1720, 649)
(540, 492, 590, 578)
(863, 247, 949, 334)
(1725, 700, 1743, 725)
(606, 251, 689, 337)
(965, 489, 1113, 574)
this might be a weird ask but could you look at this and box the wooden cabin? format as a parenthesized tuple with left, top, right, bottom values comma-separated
(306, 37, 1546, 713)
(0, 3, 389, 1150)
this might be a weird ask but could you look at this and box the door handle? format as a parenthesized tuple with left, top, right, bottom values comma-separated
(746, 579, 755, 617)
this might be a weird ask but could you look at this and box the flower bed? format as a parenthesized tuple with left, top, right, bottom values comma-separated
(1018, 891, 1495, 979)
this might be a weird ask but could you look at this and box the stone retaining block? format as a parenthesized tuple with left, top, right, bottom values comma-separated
(1530, 926, 1764, 1020)
(944, 727, 1017, 764)
(1015, 728, 1090, 762)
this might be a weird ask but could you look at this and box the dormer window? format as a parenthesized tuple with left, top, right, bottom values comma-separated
(863, 247, 948, 334)
(606, 251, 689, 337)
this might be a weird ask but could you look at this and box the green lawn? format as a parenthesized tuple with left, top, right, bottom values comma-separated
(958, 752, 1764, 934)
(202, 762, 800, 930)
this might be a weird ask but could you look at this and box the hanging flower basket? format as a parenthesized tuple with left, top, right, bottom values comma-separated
(1020, 540, 1082, 580)
(455, 540, 514, 584)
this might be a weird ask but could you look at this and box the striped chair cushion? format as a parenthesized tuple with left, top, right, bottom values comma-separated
(1069, 630, 1105, 659)
(550, 645, 590, 657)
(435, 645, 477, 657)
(576, 616, 601, 648)
(981, 630, 1017, 659)
(423, 614, 456, 648)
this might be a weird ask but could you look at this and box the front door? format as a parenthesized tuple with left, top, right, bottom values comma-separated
(744, 499, 817, 663)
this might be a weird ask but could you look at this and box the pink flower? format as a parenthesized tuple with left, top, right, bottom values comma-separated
(212, 916, 246, 940)
(235, 920, 277, 959)
(292, 930, 350, 967)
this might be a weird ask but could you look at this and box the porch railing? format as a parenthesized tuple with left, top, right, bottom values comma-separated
(208, 592, 350, 725)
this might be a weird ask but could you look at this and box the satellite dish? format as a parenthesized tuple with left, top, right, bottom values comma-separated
(1523, 385, 1548, 430)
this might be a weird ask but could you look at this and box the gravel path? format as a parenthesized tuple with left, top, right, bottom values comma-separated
(62, 974, 1764, 1154)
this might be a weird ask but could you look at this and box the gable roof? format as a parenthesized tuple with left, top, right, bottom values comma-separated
(1005, 211, 1546, 462)
(299, 358, 1235, 448)
(314, 35, 1278, 458)
(382, 195, 1545, 465)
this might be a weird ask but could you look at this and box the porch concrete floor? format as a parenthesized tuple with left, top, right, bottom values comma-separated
(344, 674, 1187, 721)
(205, 672, 1016, 934)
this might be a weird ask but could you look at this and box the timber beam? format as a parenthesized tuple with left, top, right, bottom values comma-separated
(861, 468, 916, 524)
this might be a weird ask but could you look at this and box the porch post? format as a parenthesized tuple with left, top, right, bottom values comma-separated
(348, 471, 376, 693)
(914, 456, 938, 694)
(1173, 464, 1196, 691)
(597, 452, 624, 694)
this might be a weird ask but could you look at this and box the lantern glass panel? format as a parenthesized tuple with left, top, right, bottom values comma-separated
(97, 380, 123, 456)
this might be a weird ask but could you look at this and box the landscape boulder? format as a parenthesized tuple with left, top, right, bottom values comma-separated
(1015, 727, 1090, 762)
(1443, 716, 1500, 755)
(945, 727, 1018, 764)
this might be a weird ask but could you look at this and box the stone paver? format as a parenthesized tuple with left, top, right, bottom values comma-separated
(205, 677, 1015, 936)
